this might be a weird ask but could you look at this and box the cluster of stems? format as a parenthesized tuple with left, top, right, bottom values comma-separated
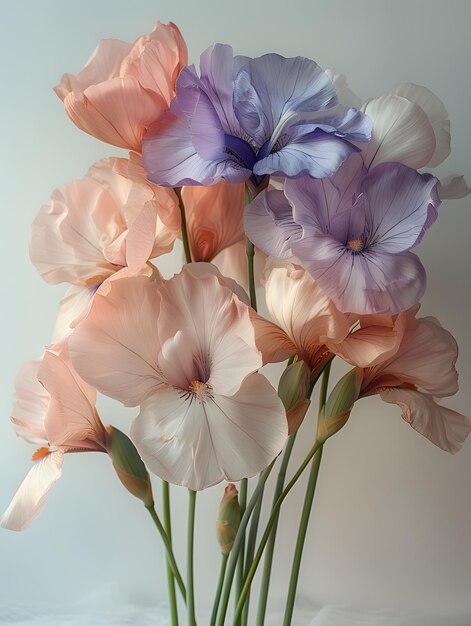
(142, 188, 330, 625)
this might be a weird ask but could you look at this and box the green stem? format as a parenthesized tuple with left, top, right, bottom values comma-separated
(216, 462, 275, 626)
(241, 475, 265, 626)
(234, 478, 248, 624)
(187, 490, 197, 626)
(255, 433, 297, 626)
(246, 237, 257, 310)
(146, 505, 186, 602)
(232, 439, 323, 624)
(175, 188, 192, 264)
(210, 553, 229, 626)
(163, 481, 178, 626)
(282, 363, 331, 625)
(282, 446, 323, 626)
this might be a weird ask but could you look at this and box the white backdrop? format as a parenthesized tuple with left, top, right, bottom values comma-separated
(1, 0, 471, 622)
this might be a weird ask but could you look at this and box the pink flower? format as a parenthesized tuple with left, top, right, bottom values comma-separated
(30, 157, 174, 341)
(54, 22, 187, 151)
(358, 311, 471, 453)
(1, 348, 107, 531)
(69, 263, 288, 490)
(251, 261, 405, 374)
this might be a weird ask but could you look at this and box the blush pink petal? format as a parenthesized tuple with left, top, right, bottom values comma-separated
(182, 182, 245, 262)
(38, 349, 106, 451)
(11, 360, 49, 445)
(0, 451, 64, 531)
(69, 275, 165, 407)
(362, 316, 459, 398)
(439, 175, 471, 200)
(55, 22, 187, 151)
(379, 387, 471, 454)
(250, 311, 297, 364)
(130, 373, 287, 490)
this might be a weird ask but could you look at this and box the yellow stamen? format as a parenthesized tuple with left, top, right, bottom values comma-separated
(346, 239, 364, 252)
(189, 380, 211, 399)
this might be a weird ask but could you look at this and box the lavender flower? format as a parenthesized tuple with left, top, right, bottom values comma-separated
(142, 44, 371, 186)
(245, 155, 440, 314)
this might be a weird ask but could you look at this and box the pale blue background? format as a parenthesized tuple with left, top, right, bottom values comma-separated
(1, 0, 471, 622)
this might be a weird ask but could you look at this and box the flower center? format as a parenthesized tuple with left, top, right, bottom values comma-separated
(346, 238, 365, 252)
(189, 380, 212, 401)
(32, 446, 51, 462)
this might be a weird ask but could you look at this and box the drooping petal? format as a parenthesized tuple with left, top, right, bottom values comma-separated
(38, 349, 106, 451)
(11, 360, 49, 445)
(0, 451, 64, 531)
(367, 317, 460, 398)
(362, 162, 440, 252)
(295, 234, 427, 314)
(130, 373, 287, 490)
(254, 128, 359, 179)
(249, 311, 297, 364)
(69, 275, 165, 407)
(361, 95, 436, 170)
(391, 83, 450, 167)
(379, 387, 471, 454)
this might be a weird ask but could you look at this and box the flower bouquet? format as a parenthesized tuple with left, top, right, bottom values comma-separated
(2, 19, 470, 626)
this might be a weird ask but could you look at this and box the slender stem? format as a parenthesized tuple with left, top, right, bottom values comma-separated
(232, 439, 323, 624)
(175, 188, 192, 264)
(241, 475, 265, 626)
(234, 477, 248, 624)
(282, 446, 323, 626)
(256, 433, 297, 626)
(210, 554, 229, 626)
(246, 237, 257, 310)
(163, 481, 178, 626)
(216, 462, 275, 626)
(146, 505, 187, 602)
(187, 490, 197, 626)
(282, 363, 331, 625)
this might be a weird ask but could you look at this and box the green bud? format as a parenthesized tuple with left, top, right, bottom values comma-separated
(216, 483, 241, 555)
(106, 426, 154, 507)
(278, 360, 311, 411)
(317, 368, 363, 443)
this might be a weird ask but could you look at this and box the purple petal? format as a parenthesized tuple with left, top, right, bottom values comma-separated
(143, 100, 250, 186)
(233, 54, 337, 145)
(244, 190, 302, 259)
(293, 234, 426, 314)
(362, 162, 440, 253)
(254, 128, 359, 180)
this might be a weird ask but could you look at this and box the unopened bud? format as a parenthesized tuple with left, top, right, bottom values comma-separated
(317, 368, 363, 443)
(106, 426, 154, 507)
(278, 360, 310, 411)
(216, 483, 240, 555)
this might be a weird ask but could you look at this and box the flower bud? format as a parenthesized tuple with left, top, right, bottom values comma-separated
(106, 426, 154, 507)
(317, 368, 363, 443)
(278, 360, 311, 411)
(216, 483, 241, 555)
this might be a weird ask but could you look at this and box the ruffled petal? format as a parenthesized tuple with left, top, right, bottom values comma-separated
(0, 451, 64, 531)
(131, 374, 287, 490)
(249, 311, 297, 364)
(361, 95, 436, 170)
(379, 388, 471, 454)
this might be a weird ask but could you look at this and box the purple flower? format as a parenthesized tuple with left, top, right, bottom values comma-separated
(245, 155, 440, 314)
(142, 45, 371, 187)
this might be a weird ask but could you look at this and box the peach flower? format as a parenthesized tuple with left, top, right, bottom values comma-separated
(1, 349, 107, 531)
(54, 22, 187, 151)
(69, 263, 288, 490)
